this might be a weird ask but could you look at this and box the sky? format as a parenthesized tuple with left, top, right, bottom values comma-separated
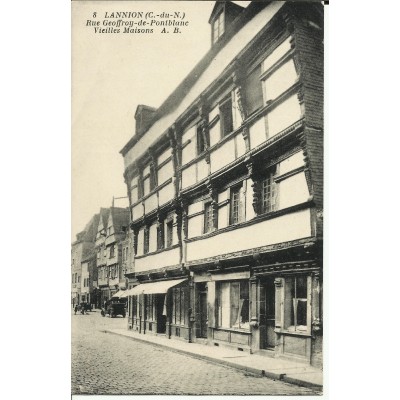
(72, 0, 209, 240)
(72, 1, 251, 241)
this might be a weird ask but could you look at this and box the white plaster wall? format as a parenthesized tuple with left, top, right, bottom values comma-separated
(158, 148, 171, 165)
(186, 208, 312, 262)
(218, 205, 228, 229)
(279, 151, 304, 175)
(132, 203, 143, 221)
(137, 229, 144, 257)
(278, 172, 309, 210)
(264, 59, 298, 102)
(144, 192, 158, 214)
(266, 94, 302, 138)
(188, 201, 203, 216)
(209, 120, 221, 147)
(181, 163, 197, 189)
(249, 117, 267, 149)
(218, 189, 228, 203)
(197, 158, 209, 182)
(210, 138, 235, 173)
(135, 246, 180, 273)
(188, 214, 203, 238)
(236, 132, 247, 158)
(181, 126, 197, 166)
(149, 223, 158, 253)
(158, 181, 174, 207)
(157, 160, 173, 185)
(262, 36, 292, 72)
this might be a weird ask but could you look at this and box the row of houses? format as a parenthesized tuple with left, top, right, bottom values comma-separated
(72, 1, 324, 368)
(71, 206, 134, 308)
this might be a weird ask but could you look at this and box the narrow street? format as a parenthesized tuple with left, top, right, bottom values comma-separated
(72, 310, 318, 395)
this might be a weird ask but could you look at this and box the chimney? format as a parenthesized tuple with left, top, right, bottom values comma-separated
(134, 104, 156, 136)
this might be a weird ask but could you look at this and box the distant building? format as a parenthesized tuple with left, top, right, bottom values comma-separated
(80, 249, 97, 307)
(121, 1, 323, 368)
(71, 214, 99, 306)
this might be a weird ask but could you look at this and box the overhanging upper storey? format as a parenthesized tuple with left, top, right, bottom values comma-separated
(120, 1, 284, 170)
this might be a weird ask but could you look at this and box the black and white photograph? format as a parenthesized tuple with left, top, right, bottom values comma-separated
(71, 0, 324, 396)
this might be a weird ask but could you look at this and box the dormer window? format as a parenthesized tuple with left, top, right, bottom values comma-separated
(212, 11, 225, 44)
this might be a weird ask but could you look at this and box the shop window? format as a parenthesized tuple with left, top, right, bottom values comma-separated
(285, 276, 308, 332)
(166, 220, 173, 248)
(204, 202, 213, 233)
(146, 294, 155, 321)
(261, 168, 278, 214)
(217, 280, 249, 330)
(172, 287, 185, 325)
(230, 184, 243, 225)
(212, 11, 225, 44)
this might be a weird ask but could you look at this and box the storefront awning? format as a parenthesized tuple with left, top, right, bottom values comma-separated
(127, 278, 187, 296)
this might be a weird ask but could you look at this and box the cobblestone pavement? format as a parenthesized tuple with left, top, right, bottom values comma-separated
(72, 310, 318, 395)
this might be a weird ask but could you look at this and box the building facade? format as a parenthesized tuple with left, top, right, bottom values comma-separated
(71, 214, 100, 306)
(121, 1, 323, 368)
(95, 207, 130, 306)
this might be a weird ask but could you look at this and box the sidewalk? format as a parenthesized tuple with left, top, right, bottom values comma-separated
(104, 327, 323, 392)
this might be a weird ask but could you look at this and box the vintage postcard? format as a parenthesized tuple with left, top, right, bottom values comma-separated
(72, 0, 324, 397)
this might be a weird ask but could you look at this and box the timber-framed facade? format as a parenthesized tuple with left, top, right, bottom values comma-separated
(121, 1, 323, 368)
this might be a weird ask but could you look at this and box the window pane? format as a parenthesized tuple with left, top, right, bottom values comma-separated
(220, 282, 230, 328)
(220, 100, 233, 137)
(230, 282, 240, 328)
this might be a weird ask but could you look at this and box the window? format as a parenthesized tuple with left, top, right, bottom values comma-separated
(196, 125, 209, 155)
(157, 223, 164, 250)
(204, 202, 213, 233)
(144, 227, 150, 254)
(166, 220, 173, 248)
(230, 185, 243, 225)
(146, 294, 155, 321)
(220, 98, 233, 137)
(261, 169, 278, 213)
(172, 287, 186, 325)
(212, 11, 225, 44)
(217, 280, 249, 330)
(285, 276, 308, 332)
(140, 163, 157, 198)
(110, 245, 115, 258)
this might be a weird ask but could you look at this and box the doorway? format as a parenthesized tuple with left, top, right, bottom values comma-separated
(261, 278, 276, 349)
(197, 283, 208, 338)
(156, 294, 167, 334)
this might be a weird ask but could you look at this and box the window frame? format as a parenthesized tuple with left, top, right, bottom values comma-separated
(203, 201, 214, 233)
(216, 280, 250, 330)
(260, 167, 279, 214)
(284, 275, 310, 333)
(212, 10, 225, 44)
(229, 183, 243, 225)
(166, 220, 173, 248)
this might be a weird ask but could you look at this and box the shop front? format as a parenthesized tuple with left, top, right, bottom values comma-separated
(127, 278, 190, 340)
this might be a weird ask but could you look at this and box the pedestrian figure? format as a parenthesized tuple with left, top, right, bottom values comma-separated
(74, 304, 78, 315)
